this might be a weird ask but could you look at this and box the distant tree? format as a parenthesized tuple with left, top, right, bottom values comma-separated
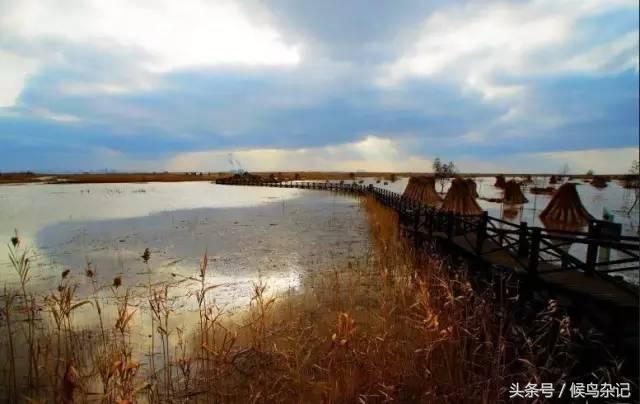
(389, 173, 398, 183)
(586, 169, 594, 176)
(433, 157, 457, 192)
(433, 157, 442, 175)
(349, 172, 355, 180)
(446, 161, 457, 176)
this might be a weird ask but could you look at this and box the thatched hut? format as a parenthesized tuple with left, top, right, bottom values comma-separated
(402, 176, 442, 206)
(539, 183, 594, 229)
(216, 172, 265, 185)
(441, 178, 483, 215)
(494, 175, 506, 189)
(503, 180, 528, 204)
(590, 176, 608, 189)
(465, 178, 479, 198)
(530, 186, 554, 195)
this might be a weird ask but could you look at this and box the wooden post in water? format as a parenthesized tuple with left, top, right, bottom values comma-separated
(597, 216, 621, 271)
(528, 227, 541, 274)
(518, 221, 529, 257)
(585, 221, 600, 276)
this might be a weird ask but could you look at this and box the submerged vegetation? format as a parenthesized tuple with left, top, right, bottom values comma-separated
(0, 197, 634, 402)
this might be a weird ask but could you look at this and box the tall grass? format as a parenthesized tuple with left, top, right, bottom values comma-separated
(0, 196, 633, 402)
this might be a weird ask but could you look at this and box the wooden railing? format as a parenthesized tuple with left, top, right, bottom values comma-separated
(216, 179, 640, 294)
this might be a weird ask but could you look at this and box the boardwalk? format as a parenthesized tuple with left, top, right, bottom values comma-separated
(216, 179, 639, 311)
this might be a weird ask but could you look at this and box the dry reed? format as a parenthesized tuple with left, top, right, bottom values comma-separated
(0, 196, 633, 402)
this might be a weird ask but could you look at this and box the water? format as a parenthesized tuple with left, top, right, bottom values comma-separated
(0, 182, 370, 328)
(0, 177, 636, 389)
(0, 177, 636, 309)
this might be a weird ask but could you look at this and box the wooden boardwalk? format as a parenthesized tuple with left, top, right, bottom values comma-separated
(449, 233, 638, 308)
(216, 179, 639, 312)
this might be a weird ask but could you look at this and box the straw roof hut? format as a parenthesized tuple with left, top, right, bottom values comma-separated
(503, 180, 528, 204)
(539, 183, 594, 228)
(441, 178, 483, 215)
(530, 186, 554, 195)
(494, 175, 506, 189)
(216, 172, 265, 185)
(402, 176, 442, 206)
(465, 178, 479, 198)
(590, 176, 608, 189)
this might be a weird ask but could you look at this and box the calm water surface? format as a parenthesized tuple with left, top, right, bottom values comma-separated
(0, 177, 637, 306)
(0, 182, 369, 328)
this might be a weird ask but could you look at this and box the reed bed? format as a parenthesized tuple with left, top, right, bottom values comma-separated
(0, 197, 632, 403)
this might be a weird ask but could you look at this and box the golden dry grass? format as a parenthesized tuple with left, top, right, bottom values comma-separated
(0, 196, 632, 403)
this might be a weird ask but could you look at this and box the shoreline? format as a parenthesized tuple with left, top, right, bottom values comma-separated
(0, 171, 634, 185)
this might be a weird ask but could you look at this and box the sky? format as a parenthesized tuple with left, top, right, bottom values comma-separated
(0, 0, 638, 174)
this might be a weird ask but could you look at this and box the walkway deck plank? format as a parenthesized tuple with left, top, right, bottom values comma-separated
(450, 233, 638, 308)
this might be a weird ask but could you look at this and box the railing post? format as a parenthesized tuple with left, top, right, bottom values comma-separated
(476, 211, 488, 254)
(528, 227, 541, 274)
(446, 212, 454, 239)
(585, 221, 599, 276)
(517, 221, 529, 257)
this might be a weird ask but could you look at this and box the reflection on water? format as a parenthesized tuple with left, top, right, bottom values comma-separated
(0, 177, 637, 302)
(0, 182, 369, 334)
(0, 182, 304, 248)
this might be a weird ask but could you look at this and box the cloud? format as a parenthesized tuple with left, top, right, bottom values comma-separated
(30, 107, 82, 123)
(0, 0, 637, 172)
(167, 135, 434, 172)
(1, 0, 300, 71)
(0, 49, 39, 107)
(0, 0, 300, 108)
(167, 140, 640, 175)
(382, 0, 638, 97)
(523, 147, 639, 174)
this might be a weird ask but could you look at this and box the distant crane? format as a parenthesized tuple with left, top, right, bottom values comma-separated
(227, 153, 245, 174)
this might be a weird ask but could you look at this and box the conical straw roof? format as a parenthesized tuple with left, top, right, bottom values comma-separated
(465, 178, 479, 198)
(402, 176, 442, 205)
(441, 178, 483, 215)
(494, 175, 506, 188)
(503, 180, 528, 204)
(590, 176, 608, 189)
(539, 183, 594, 228)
